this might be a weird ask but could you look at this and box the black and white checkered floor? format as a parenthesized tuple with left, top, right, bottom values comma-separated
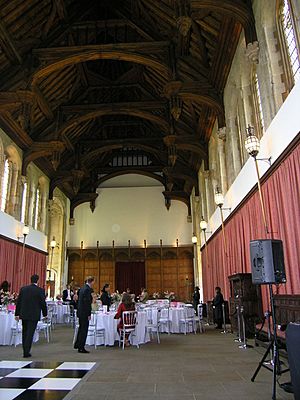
(0, 360, 96, 400)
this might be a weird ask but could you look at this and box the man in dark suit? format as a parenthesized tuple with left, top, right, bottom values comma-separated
(62, 284, 74, 302)
(212, 286, 224, 329)
(15, 274, 47, 358)
(74, 276, 94, 353)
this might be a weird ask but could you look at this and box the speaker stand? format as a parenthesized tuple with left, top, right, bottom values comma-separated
(251, 284, 289, 399)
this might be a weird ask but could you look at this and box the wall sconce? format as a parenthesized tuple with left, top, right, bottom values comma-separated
(49, 236, 57, 280)
(18, 225, 29, 271)
(17, 225, 29, 241)
(192, 233, 198, 244)
(200, 217, 212, 245)
(200, 217, 212, 268)
(214, 187, 230, 255)
(245, 125, 271, 235)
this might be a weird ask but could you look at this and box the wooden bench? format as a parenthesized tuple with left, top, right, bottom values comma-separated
(255, 294, 300, 351)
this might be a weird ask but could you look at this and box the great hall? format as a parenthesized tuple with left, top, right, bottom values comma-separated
(0, 1, 299, 399)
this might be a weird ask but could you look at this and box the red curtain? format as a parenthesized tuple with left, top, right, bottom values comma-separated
(201, 141, 300, 310)
(115, 261, 145, 296)
(0, 236, 47, 293)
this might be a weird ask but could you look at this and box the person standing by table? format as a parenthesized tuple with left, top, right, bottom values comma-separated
(62, 284, 74, 303)
(212, 286, 224, 329)
(192, 286, 200, 314)
(15, 274, 47, 358)
(100, 283, 111, 311)
(74, 276, 94, 353)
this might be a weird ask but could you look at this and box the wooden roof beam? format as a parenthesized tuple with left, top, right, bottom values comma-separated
(191, 0, 257, 44)
(0, 20, 22, 64)
(32, 85, 54, 120)
(31, 42, 172, 83)
(61, 100, 167, 114)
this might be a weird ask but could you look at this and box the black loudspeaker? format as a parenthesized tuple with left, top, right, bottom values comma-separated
(250, 239, 286, 285)
(286, 323, 300, 400)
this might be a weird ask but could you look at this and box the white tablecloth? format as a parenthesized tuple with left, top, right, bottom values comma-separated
(86, 311, 150, 347)
(146, 307, 193, 334)
(47, 302, 70, 324)
(0, 312, 39, 346)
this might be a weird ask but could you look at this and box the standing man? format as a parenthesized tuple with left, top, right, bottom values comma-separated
(15, 274, 47, 358)
(74, 276, 94, 353)
(62, 284, 74, 303)
(192, 286, 201, 314)
(212, 286, 224, 329)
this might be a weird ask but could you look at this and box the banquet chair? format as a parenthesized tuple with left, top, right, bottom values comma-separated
(47, 308, 55, 331)
(94, 314, 106, 348)
(196, 304, 205, 333)
(63, 304, 71, 324)
(37, 317, 52, 342)
(145, 308, 161, 344)
(85, 313, 97, 348)
(179, 306, 197, 335)
(68, 305, 75, 327)
(10, 320, 22, 347)
(119, 310, 139, 350)
(72, 311, 79, 346)
(159, 307, 172, 334)
(50, 304, 58, 327)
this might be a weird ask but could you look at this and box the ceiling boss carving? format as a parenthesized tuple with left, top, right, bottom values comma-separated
(0, 0, 257, 217)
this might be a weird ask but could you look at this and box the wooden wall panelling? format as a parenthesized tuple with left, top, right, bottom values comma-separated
(146, 258, 162, 295)
(177, 257, 194, 301)
(68, 252, 83, 289)
(84, 252, 99, 293)
(67, 246, 194, 299)
(162, 250, 178, 296)
(99, 250, 115, 293)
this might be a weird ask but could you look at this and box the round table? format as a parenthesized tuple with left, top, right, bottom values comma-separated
(85, 311, 150, 347)
(47, 301, 70, 324)
(0, 312, 39, 346)
(146, 307, 193, 334)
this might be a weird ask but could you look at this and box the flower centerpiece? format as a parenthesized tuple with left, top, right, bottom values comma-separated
(164, 291, 175, 302)
(0, 290, 18, 308)
(152, 292, 160, 299)
(111, 291, 122, 304)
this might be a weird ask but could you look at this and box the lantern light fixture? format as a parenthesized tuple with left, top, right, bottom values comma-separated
(200, 217, 208, 232)
(215, 187, 224, 208)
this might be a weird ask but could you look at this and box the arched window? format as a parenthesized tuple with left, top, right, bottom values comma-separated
(33, 186, 40, 229)
(278, 0, 300, 88)
(20, 180, 28, 223)
(252, 70, 265, 137)
(0, 159, 11, 212)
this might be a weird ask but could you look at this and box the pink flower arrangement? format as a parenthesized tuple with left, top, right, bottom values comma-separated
(0, 290, 18, 306)
(164, 291, 175, 301)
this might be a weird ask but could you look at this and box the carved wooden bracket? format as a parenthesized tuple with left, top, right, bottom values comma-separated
(71, 169, 85, 195)
(163, 190, 191, 217)
(22, 140, 65, 175)
(70, 192, 99, 223)
(162, 80, 225, 126)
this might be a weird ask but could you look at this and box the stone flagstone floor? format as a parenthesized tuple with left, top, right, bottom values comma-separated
(0, 325, 293, 400)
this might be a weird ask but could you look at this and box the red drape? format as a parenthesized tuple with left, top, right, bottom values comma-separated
(201, 141, 300, 310)
(115, 261, 145, 296)
(0, 236, 47, 293)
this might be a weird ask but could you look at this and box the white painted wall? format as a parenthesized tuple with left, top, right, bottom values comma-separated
(68, 182, 192, 247)
(204, 79, 300, 239)
(0, 210, 47, 252)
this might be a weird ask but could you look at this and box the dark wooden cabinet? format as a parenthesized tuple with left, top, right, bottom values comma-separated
(229, 273, 263, 338)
